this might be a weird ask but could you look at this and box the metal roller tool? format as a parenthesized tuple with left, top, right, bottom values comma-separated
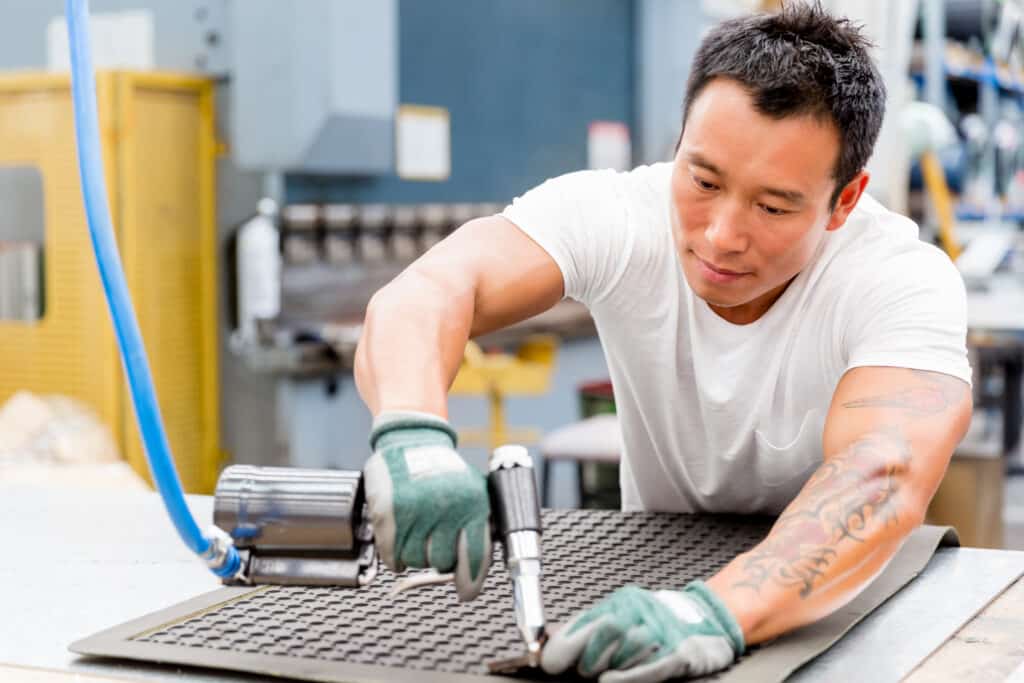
(213, 465, 377, 587)
(211, 445, 548, 671)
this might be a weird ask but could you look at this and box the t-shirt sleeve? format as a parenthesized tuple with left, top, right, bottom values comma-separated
(843, 246, 971, 385)
(500, 168, 637, 307)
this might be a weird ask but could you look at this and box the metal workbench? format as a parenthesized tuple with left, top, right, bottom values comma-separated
(3, 488, 1023, 682)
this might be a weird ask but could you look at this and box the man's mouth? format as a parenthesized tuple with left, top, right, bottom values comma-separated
(692, 252, 750, 282)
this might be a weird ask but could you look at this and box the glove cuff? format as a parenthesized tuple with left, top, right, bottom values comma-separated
(684, 581, 746, 656)
(369, 410, 458, 450)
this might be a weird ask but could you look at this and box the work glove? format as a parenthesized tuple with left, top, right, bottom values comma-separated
(542, 582, 744, 682)
(363, 410, 492, 601)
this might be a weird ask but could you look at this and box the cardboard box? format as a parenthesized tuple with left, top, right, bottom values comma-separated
(926, 453, 1005, 548)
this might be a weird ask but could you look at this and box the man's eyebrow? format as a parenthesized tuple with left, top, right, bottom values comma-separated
(685, 152, 721, 174)
(686, 151, 806, 204)
(759, 186, 805, 204)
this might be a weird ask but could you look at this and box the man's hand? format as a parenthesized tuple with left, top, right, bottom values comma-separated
(542, 582, 744, 682)
(363, 410, 492, 600)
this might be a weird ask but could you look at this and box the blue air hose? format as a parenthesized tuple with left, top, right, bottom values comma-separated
(65, 0, 240, 579)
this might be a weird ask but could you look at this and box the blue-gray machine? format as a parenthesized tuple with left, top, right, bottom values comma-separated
(64, 0, 545, 668)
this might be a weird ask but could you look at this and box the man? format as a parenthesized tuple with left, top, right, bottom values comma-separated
(355, 4, 972, 682)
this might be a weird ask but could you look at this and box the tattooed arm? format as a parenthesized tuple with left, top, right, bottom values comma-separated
(705, 367, 971, 644)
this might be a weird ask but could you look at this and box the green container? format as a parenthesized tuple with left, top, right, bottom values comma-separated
(577, 380, 620, 509)
(578, 380, 615, 417)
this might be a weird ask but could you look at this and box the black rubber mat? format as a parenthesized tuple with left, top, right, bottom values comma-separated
(71, 511, 956, 682)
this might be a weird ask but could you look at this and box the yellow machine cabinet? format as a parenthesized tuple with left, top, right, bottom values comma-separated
(0, 71, 221, 493)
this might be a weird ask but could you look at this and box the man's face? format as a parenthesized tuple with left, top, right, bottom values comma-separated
(671, 78, 865, 324)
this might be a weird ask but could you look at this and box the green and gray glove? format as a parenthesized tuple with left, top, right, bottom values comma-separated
(363, 410, 492, 601)
(542, 582, 744, 682)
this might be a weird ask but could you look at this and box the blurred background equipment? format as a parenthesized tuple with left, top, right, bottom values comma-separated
(235, 197, 282, 344)
(898, 0, 1024, 549)
(0, 1, 632, 499)
(2, 0, 1024, 545)
(0, 240, 42, 321)
(229, 2, 396, 175)
(0, 165, 44, 322)
(6, 1, 1024, 681)
(903, 100, 963, 259)
(0, 69, 221, 494)
(544, 380, 622, 510)
(450, 335, 559, 450)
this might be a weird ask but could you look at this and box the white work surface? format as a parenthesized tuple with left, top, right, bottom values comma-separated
(1, 489, 226, 682)
(3, 488, 1024, 682)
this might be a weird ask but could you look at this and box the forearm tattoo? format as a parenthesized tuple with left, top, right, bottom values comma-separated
(733, 426, 911, 598)
(732, 370, 968, 599)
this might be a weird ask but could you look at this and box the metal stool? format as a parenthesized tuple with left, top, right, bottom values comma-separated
(539, 413, 621, 508)
(449, 335, 558, 450)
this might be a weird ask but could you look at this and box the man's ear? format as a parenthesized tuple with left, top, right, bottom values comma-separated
(826, 171, 870, 232)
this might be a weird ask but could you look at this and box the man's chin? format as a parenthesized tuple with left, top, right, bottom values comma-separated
(689, 282, 753, 309)
(681, 263, 751, 304)
(698, 294, 748, 309)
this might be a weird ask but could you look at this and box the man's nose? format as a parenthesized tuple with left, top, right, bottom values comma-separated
(704, 201, 748, 253)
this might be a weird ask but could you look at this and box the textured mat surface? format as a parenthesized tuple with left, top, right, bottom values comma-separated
(72, 510, 955, 682)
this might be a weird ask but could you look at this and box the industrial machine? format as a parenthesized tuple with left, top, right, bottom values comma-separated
(233, 200, 504, 380)
(62, 3, 548, 667)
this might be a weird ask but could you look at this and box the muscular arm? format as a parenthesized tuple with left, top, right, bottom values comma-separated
(354, 216, 563, 417)
(706, 367, 972, 644)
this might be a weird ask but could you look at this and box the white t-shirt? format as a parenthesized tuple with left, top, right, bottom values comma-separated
(502, 162, 971, 515)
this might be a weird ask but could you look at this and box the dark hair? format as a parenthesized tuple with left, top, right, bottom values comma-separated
(681, 2, 886, 207)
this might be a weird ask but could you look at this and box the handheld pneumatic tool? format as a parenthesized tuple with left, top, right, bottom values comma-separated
(212, 445, 547, 668)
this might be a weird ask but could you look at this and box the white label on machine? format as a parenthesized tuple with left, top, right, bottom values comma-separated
(47, 10, 155, 71)
(587, 121, 631, 172)
(396, 105, 451, 182)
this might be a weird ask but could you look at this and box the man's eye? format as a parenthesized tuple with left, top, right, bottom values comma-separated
(693, 176, 718, 191)
(760, 204, 790, 216)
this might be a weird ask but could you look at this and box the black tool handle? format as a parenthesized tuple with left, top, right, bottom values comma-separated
(488, 458, 542, 537)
